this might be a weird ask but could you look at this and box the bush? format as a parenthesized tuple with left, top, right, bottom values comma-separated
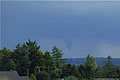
(65, 76, 78, 80)
(30, 74, 36, 80)
(50, 68, 62, 80)
(36, 71, 49, 80)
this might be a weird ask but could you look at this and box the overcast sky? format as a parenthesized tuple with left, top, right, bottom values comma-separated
(1, 1, 120, 58)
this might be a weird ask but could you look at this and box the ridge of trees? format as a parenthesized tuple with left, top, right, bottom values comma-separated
(0, 40, 120, 80)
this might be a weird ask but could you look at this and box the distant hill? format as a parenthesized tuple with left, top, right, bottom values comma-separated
(66, 58, 120, 66)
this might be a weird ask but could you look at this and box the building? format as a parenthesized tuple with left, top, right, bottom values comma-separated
(0, 71, 29, 80)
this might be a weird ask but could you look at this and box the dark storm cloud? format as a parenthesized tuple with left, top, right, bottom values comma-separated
(1, 1, 120, 57)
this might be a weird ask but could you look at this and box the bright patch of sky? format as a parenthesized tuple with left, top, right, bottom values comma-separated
(1, 1, 120, 58)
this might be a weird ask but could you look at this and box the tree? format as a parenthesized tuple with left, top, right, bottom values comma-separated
(44, 51, 56, 72)
(51, 46, 66, 68)
(61, 64, 72, 77)
(36, 71, 49, 80)
(50, 68, 62, 80)
(13, 43, 31, 76)
(78, 64, 86, 79)
(116, 66, 120, 78)
(71, 64, 80, 79)
(0, 46, 16, 71)
(103, 55, 117, 78)
(31, 50, 45, 72)
(95, 65, 103, 78)
(84, 54, 96, 79)
(25, 39, 41, 74)
(44, 51, 56, 80)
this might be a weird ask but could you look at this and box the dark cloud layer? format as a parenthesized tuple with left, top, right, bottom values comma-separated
(1, 1, 120, 57)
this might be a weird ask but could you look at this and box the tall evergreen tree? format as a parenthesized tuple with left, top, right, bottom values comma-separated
(44, 51, 56, 73)
(78, 64, 86, 79)
(25, 39, 41, 74)
(51, 46, 66, 68)
(95, 65, 103, 78)
(61, 64, 72, 77)
(32, 50, 45, 73)
(13, 43, 30, 76)
(44, 51, 56, 80)
(0, 46, 16, 71)
(85, 54, 96, 79)
(103, 55, 117, 78)
(71, 64, 80, 78)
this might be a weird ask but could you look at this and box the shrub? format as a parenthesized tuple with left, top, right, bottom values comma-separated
(65, 76, 78, 80)
(30, 74, 36, 80)
(36, 71, 49, 80)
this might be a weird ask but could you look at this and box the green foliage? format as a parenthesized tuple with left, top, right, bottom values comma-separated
(0, 46, 16, 71)
(44, 51, 56, 72)
(13, 43, 31, 76)
(25, 39, 41, 74)
(78, 64, 86, 78)
(50, 68, 62, 80)
(116, 66, 120, 78)
(51, 46, 67, 68)
(61, 64, 72, 77)
(30, 50, 45, 71)
(1, 40, 120, 80)
(103, 55, 118, 78)
(85, 54, 96, 79)
(71, 64, 80, 78)
(65, 76, 78, 80)
(36, 71, 49, 80)
(30, 74, 36, 80)
(95, 65, 103, 78)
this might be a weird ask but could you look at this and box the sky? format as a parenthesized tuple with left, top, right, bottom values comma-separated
(0, 1, 1, 49)
(1, 1, 120, 58)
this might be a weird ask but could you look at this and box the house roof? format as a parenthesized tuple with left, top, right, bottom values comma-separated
(0, 71, 29, 80)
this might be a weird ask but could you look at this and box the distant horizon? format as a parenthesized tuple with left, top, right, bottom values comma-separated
(1, 45, 120, 58)
(1, 43, 120, 58)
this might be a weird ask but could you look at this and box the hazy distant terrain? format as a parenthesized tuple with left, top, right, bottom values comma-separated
(67, 58, 120, 66)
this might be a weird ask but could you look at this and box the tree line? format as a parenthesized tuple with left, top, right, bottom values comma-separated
(0, 40, 120, 80)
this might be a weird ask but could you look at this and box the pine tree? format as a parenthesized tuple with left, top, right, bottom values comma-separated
(103, 55, 117, 78)
(25, 39, 41, 74)
(85, 54, 96, 79)
(13, 43, 30, 76)
(44, 51, 56, 72)
(0, 46, 16, 71)
(51, 46, 66, 68)
(95, 65, 103, 78)
(44, 51, 56, 80)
